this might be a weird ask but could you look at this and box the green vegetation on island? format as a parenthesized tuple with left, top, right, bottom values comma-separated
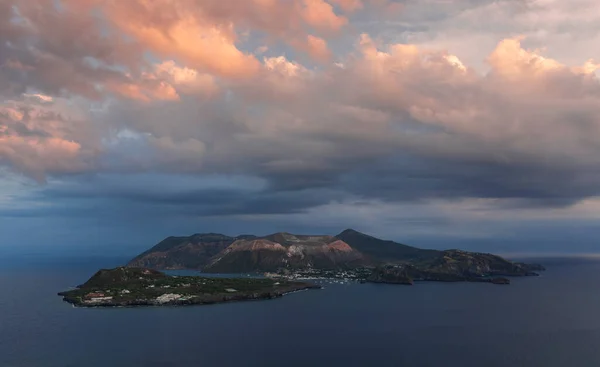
(58, 267, 320, 307)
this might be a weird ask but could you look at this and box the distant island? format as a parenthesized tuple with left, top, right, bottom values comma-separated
(58, 229, 545, 307)
(58, 267, 320, 307)
(127, 229, 544, 284)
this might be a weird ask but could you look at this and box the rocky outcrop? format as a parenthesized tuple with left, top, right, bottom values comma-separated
(366, 265, 414, 285)
(203, 234, 365, 273)
(514, 262, 546, 272)
(420, 250, 544, 277)
(491, 277, 510, 285)
(366, 264, 515, 285)
(364, 249, 543, 286)
(203, 239, 289, 273)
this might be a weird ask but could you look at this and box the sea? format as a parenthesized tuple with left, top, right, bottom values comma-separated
(1, 256, 600, 367)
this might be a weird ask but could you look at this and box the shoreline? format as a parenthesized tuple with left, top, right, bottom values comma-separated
(59, 283, 321, 308)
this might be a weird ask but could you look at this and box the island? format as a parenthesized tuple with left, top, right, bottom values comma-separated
(58, 267, 320, 307)
(58, 229, 546, 308)
(126, 229, 545, 287)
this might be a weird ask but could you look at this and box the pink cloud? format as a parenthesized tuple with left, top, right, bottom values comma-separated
(105, 80, 179, 103)
(97, 0, 351, 70)
(300, 0, 349, 32)
(0, 98, 98, 181)
(1, 0, 359, 105)
(2, 0, 600, 194)
(292, 35, 332, 63)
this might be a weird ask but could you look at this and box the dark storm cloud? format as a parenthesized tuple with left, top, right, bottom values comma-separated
(338, 155, 600, 208)
(6, 173, 345, 218)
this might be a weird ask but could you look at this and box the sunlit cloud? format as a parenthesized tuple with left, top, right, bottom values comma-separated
(2, 0, 600, 250)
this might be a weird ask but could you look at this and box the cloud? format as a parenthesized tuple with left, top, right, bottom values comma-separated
(294, 35, 332, 63)
(2, 0, 600, 244)
(382, 0, 600, 71)
(1, 0, 350, 102)
(153, 61, 219, 96)
(329, 0, 364, 12)
(0, 95, 100, 181)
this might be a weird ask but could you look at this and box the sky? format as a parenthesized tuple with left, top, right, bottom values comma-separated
(2, 0, 600, 258)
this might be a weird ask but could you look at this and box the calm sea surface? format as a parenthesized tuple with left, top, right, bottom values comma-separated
(1, 257, 600, 367)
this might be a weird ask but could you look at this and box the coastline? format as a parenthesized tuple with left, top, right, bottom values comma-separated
(59, 280, 321, 308)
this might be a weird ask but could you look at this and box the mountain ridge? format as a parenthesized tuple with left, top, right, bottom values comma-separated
(126, 229, 544, 281)
(127, 229, 381, 271)
(202, 235, 365, 273)
(335, 228, 440, 263)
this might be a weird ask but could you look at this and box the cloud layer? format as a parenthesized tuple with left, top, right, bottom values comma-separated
(2, 0, 600, 251)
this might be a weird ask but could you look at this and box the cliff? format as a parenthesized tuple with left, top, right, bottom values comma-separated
(203, 234, 365, 273)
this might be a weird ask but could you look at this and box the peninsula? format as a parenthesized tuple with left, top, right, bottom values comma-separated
(58, 267, 320, 307)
